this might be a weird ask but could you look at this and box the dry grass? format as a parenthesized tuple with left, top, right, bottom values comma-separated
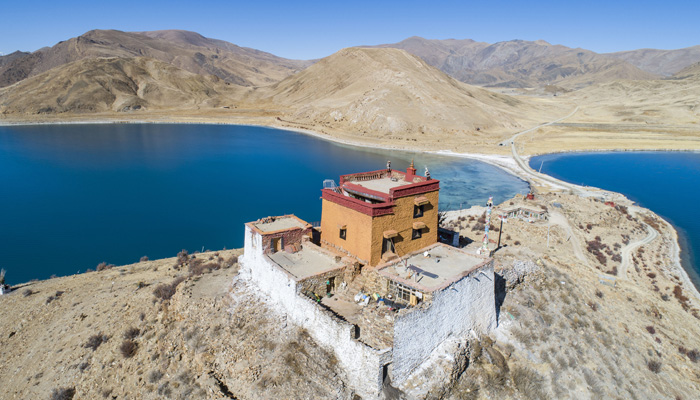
(647, 360, 662, 373)
(511, 366, 546, 399)
(120, 339, 138, 358)
(153, 276, 186, 301)
(84, 333, 109, 351)
(50, 387, 76, 400)
(123, 327, 140, 340)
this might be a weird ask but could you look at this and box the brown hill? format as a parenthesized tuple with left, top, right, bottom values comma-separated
(0, 29, 310, 89)
(254, 47, 565, 142)
(0, 57, 242, 115)
(562, 71, 700, 125)
(606, 45, 700, 76)
(0, 51, 36, 86)
(375, 37, 657, 89)
(0, 51, 30, 68)
(673, 61, 700, 79)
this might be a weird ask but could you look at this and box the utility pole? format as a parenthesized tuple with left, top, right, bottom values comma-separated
(482, 196, 493, 254)
(497, 214, 504, 249)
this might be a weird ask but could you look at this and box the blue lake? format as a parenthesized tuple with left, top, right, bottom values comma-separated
(0, 124, 529, 285)
(531, 152, 700, 286)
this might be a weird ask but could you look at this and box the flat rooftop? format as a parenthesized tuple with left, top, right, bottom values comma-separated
(252, 216, 307, 233)
(348, 177, 413, 195)
(268, 246, 344, 280)
(378, 244, 489, 292)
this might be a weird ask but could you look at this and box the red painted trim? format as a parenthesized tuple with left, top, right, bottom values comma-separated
(343, 182, 389, 202)
(339, 169, 388, 185)
(339, 168, 429, 186)
(322, 189, 394, 217)
(390, 179, 440, 199)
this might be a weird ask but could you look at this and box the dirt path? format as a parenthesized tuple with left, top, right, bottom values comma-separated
(506, 106, 597, 194)
(619, 221, 659, 280)
(548, 210, 590, 267)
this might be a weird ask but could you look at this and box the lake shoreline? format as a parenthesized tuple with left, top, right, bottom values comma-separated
(2, 117, 698, 302)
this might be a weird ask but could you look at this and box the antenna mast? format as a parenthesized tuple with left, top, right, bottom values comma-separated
(482, 196, 494, 253)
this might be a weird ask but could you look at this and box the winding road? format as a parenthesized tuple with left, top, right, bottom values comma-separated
(506, 106, 584, 193)
(505, 106, 660, 280)
(618, 218, 659, 280)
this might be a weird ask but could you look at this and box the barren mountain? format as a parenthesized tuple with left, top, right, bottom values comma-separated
(606, 45, 700, 76)
(0, 29, 309, 88)
(0, 51, 35, 86)
(254, 47, 565, 143)
(674, 61, 700, 79)
(376, 36, 657, 89)
(0, 57, 241, 115)
(0, 51, 30, 67)
(563, 70, 700, 125)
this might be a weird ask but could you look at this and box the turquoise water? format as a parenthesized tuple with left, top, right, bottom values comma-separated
(0, 124, 529, 284)
(531, 152, 700, 286)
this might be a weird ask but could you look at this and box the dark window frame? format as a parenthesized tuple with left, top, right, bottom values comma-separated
(339, 228, 347, 240)
(412, 228, 422, 240)
(414, 204, 424, 218)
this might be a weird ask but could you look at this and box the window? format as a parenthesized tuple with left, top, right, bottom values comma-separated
(413, 205, 424, 218)
(388, 280, 420, 303)
(339, 228, 347, 240)
(412, 229, 422, 240)
(382, 238, 393, 254)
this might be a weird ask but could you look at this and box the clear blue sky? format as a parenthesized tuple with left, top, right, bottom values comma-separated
(2, 0, 698, 59)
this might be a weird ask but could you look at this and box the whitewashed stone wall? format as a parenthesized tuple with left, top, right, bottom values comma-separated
(240, 225, 391, 398)
(391, 261, 496, 384)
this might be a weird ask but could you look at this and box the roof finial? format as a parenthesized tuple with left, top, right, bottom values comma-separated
(387, 160, 391, 173)
(425, 166, 431, 180)
(410, 159, 414, 169)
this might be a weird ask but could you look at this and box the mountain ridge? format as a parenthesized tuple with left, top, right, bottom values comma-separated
(606, 45, 700, 76)
(0, 29, 310, 89)
(250, 47, 565, 141)
(373, 36, 658, 89)
(0, 56, 241, 115)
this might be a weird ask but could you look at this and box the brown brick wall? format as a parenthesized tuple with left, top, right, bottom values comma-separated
(298, 268, 347, 297)
(321, 198, 374, 262)
(260, 227, 310, 255)
(321, 189, 439, 267)
(369, 190, 439, 265)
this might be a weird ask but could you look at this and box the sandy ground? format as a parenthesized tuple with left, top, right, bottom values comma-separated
(437, 192, 700, 399)
(3, 191, 700, 399)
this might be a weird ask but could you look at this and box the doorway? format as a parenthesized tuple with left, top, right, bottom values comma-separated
(271, 237, 283, 253)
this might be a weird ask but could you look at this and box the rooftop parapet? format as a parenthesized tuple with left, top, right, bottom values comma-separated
(248, 214, 311, 234)
(377, 243, 492, 294)
(338, 168, 438, 201)
(268, 244, 348, 281)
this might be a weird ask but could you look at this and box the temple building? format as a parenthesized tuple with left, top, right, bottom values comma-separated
(320, 160, 439, 266)
(239, 162, 497, 398)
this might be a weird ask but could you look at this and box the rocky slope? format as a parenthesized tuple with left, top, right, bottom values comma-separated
(0, 56, 242, 114)
(375, 37, 657, 89)
(2, 192, 699, 399)
(674, 61, 700, 79)
(0, 250, 352, 400)
(252, 47, 565, 144)
(562, 67, 700, 125)
(0, 29, 310, 88)
(606, 45, 700, 76)
(434, 192, 700, 399)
